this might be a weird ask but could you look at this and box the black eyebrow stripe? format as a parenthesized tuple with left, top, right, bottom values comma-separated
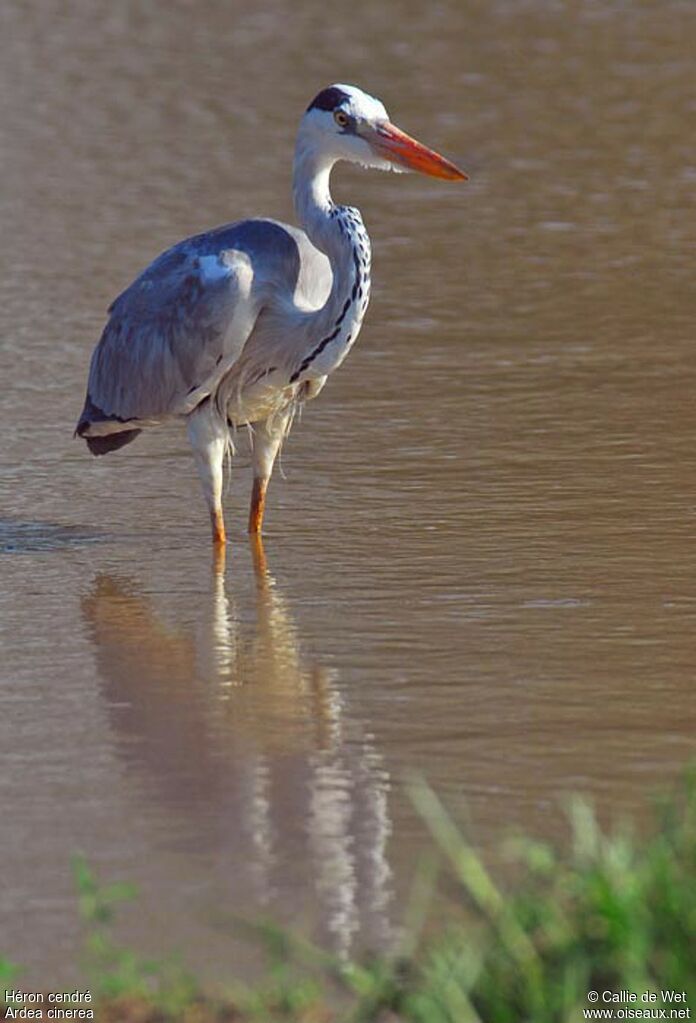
(307, 86, 351, 112)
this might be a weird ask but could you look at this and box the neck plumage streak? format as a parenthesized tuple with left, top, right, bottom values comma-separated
(290, 205, 371, 384)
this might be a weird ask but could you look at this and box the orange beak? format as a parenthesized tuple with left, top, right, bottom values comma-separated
(368, 121, 467, 181)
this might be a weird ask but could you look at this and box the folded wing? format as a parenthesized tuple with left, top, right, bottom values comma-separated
(78, 234, 260, 436)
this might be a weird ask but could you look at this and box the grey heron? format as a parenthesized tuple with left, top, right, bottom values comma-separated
(76, 84, 466, 544)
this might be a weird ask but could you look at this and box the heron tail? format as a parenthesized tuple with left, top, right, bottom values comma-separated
(84, 430, 142, 456)
(75, 394, 143, 456)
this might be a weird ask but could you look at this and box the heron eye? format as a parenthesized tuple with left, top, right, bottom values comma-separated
(334, 110, 350, 128)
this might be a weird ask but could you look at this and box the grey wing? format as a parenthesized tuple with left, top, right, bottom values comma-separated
(83, 240, 259, 425)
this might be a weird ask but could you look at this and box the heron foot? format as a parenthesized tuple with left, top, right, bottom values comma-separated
(212, 541, 226, 576)
(210, 508, 226, 546)
(249, 532, 269, 581)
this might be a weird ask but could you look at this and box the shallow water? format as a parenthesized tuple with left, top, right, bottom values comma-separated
(1, 0, 695, 987)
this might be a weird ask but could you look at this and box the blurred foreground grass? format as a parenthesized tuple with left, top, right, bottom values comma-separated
(2, 770, 694, 1022)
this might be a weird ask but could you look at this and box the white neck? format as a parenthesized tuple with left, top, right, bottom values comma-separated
(289, 137, 372, 382)
(292, 139, 340, 255)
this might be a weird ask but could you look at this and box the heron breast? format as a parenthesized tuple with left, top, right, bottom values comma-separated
(222, 374, 296, 427)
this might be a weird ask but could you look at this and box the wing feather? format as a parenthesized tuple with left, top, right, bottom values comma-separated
(87, 240, 257, 422)
(77, 218, 329, 436)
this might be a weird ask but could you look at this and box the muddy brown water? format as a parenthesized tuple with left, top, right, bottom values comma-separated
(1, 0, 695, 988)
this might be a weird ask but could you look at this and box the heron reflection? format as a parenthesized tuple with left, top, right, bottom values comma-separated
(81, 539, 392, 956)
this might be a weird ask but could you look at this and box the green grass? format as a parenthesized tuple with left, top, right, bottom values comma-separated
(3, 770, 695, 1022)
(401, 775, 696, 1022)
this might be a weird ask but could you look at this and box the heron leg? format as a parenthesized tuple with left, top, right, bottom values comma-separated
(248, 477, 268, 535)
(187, 403, 228, 545)
(248, 413, 289, 535)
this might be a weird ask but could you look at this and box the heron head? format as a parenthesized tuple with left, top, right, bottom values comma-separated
(302, 84, 467, 181)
